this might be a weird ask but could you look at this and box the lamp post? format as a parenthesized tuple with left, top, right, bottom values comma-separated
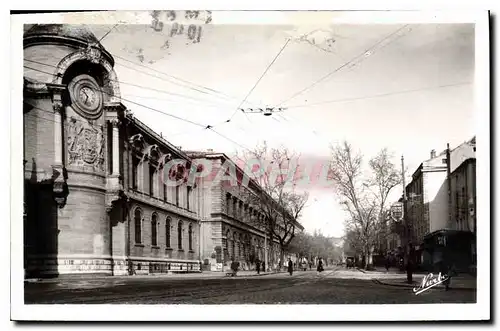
(401, 155, 413, 284)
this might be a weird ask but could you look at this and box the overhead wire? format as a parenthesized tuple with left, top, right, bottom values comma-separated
(23, 58, 238, 108)
(113, 58, 238, 103)
(98, 24, 119, 43)
(275, 24, 412, 107)
(285, 82, 472, 109)
(94, 23, 269, 122)
(22, 65, 256, 152)
(225, 37, 292, 124)
(113, 53, 236, 100)
(23, 65, 208, 128)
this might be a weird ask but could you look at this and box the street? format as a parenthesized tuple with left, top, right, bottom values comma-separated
(24, 267, 476, 305)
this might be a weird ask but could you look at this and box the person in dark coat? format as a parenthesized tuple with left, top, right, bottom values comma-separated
(385, 255, 391, 272)
(287, 258, 293, 276)
(256, 260, 261, 274)
(317, 257, 324, 274)
(261, 261, 265, 273)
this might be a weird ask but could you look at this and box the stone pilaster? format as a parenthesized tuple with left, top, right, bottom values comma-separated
(51, 93, 68, 208)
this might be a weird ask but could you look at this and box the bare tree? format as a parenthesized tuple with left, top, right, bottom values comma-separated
(329, 142, 403, 269)
(329, 141, 381, 269)
(367, 149, 402, 255)
(237, 142, 308, 269)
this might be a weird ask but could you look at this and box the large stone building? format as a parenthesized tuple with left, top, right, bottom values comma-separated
(186, 151, 303, 272)
(405, 137, 476, 271)
(23, 24, 203, 277)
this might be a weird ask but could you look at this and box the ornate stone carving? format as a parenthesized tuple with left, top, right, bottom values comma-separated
(67, 117, 105, 171)
(146, 144, 161, 163)
(52, 165, 68, 208)
(53, 101, 63, 114)
(129, 133, 145, 153)
(109, 118, 121, 128)
(84, 43, 103, 64)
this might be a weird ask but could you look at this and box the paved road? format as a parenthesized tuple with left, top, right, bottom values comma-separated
(24, 268, 476, 304)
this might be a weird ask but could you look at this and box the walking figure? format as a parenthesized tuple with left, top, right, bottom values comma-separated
(288, 258, 293, 276)
(385, 254, 391, 272)
(256, 260, 261, 274)
(317, 257, 324, 275)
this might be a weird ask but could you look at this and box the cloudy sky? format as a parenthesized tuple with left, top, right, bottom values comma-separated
(82, 16, 475, 237)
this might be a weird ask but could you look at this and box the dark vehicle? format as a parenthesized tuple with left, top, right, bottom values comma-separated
(345, 257, 355, 269)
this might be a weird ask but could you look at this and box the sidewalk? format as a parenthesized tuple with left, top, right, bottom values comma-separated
(373, 274, 476, 291)
(356, 266, 427, 275)
(24, 269, 283, 284)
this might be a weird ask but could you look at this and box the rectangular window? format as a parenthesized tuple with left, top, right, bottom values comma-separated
(163, 183, 167, 202)
(152, 215, 158, 246)
(187, 186, 191, 210)
(149, 164, 155, 196)
(132, 157, 140, 190)
(226, 194, 231, 214)
(166, 219, 171, 248)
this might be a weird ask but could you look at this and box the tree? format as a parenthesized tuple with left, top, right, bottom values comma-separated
(329, 141, 400, 269)
(368, 149, 402, 255)
(289, 230, 343, 265)
(237, 142, 308, 269)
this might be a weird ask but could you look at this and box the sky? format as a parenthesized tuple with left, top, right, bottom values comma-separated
(83, 17, 475, 238)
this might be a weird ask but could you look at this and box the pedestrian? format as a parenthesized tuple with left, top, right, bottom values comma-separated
(262, 261, 265, 273)
(317, 257, 324, 275)
(385, 255, 391, 272)
(256, 260, 261, 274)
(309, 261, 312, 270)
(288, 258, 293, 276)
(407, 243, 415, 284)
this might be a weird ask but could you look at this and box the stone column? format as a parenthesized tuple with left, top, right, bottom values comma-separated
(51, 94, 68, 208)
(53, 100, 63, 167)
(110, 118, 121, 176)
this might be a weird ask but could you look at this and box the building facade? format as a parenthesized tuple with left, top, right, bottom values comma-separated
(23, 24, 202, 277)
(405, 138, 476, 271)
(186, 151, 303, 272)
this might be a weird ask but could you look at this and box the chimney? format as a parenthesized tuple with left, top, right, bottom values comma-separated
(430, 149, 436, 159)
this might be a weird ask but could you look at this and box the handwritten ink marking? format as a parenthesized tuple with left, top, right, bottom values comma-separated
(413, 272, 450, 295)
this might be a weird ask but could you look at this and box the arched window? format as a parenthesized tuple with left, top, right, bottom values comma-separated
(177, 221, 183, 249)
(166, 217, 171, 248)
(134, 208, 143, 244)
(188, 224, 193, 251)
(151, 213, 158, 246)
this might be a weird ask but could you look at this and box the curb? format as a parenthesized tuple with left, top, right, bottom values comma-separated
(224, 271, 286, 278)
(25, 271, 287, 283)
(373, 279, 476, 291)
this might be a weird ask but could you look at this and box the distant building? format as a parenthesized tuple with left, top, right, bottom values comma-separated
(186, 151, 303, 272)
(405, 137, 476, 271)
(448, 155, 476, 271)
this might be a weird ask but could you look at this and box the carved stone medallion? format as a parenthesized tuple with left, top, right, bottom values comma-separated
(67, 117, 105, 171)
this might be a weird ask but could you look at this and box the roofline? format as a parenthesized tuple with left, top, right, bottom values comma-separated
(127, 114, 191, 161)
(450, 157, 476, 176)
(186, 151, 304, 230)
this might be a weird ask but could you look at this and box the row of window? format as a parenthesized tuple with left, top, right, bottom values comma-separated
(131, 157, 192, 210)
(133, 208, 194, 251)
(225, 194, 265, 223)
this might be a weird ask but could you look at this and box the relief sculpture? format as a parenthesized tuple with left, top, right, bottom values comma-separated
(67, 117, 105, 172)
